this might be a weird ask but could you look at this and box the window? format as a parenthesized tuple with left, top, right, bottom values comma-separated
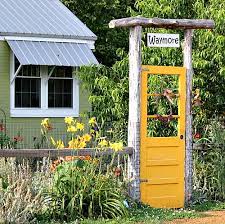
(48, 67, 73, 108)
(14, 58, 41, 108)
(10, 54, 79, 117)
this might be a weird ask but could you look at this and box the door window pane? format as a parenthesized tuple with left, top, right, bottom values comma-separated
(147, 118, 178, 137)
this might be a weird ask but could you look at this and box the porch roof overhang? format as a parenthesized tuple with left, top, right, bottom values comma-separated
(7, 40, 98, 67)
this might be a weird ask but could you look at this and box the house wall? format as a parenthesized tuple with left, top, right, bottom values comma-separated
(0, 41, 91, 149)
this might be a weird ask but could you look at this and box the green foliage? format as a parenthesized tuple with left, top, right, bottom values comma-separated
(43, 158, 128, 221)
(135, 0, 225, 122)
(77, 0, 225, 141)
(0, 132, 11, 149)
(77, 56, 129, 141)
(193, 118, 225, 201)
(62, 0, 134, 66)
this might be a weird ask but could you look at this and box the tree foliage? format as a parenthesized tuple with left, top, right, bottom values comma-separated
(62, 0, 134, 66)
(78, 49, 129, 141)
(78, 0, 225, 141)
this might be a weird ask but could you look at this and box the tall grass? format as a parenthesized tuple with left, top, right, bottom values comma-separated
(0, 158, 51, 223)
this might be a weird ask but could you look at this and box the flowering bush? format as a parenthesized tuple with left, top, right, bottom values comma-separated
(44, 158, 128, 221)
(40, 117, 124, 152)
(39, 117, 128, 221)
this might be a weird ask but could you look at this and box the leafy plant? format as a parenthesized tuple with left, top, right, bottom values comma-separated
(38, 117, 128, 221)
(193, 118, 225, 201)
(43, 158, 128, 221)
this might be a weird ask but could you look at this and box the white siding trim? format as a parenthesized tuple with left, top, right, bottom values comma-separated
(10, 108, 79, 118)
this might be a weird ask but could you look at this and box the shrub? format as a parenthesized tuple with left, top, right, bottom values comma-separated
(193, 118, 225, 201)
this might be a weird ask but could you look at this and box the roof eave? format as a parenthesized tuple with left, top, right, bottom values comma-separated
(0, 32, 97, 41)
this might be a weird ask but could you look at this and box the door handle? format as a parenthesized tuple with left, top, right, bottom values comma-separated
(180, 135, 184, 140)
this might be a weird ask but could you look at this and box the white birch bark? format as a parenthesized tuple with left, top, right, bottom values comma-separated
(183, 29, 194, 205)
(128, 26, 142, 200)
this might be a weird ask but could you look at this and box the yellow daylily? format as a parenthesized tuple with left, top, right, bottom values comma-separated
(89, 117, 96, 125)
(67, 125, 77, 133)
(76, 122, 84, 131)
(68, 139, 79, 149)
(98, 140, 108, 148)
(50, 137, 64, 149)
(41, 118, 48, 126)
(82, 134, 92, 142)
(55, 140, 64, 149)
(78, 141, 86, 148)
(64, 117, 74, 125)
(110, 142, 123, 152)
(41, 118, 52, 131)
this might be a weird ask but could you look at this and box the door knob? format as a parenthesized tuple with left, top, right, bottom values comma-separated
(180, 135, 184, 139)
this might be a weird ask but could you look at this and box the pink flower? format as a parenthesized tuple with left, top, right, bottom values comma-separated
(14, 136, 23, 142)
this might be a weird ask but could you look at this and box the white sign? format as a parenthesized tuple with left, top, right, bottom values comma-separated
(147, 33, 180, 48)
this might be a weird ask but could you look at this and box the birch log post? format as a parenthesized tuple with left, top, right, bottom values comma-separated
(183, 29, 194, 205)
(128, 25, 142, 200)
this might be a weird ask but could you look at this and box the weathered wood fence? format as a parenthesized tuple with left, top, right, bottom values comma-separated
(0, 147, 134, 158)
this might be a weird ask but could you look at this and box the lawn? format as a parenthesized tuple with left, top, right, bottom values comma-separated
(45, 201, 225, 224)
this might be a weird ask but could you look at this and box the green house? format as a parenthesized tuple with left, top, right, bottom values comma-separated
(0, 0, 98, 148)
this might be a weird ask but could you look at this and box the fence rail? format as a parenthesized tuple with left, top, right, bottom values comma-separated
(0, 147, 133, 158)
(0, 144, 220, 158)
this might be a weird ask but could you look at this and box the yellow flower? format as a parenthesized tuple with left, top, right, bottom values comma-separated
(110, 142, 123, 151)
(50, 137, 64, 149)
(98, 140, 108, 148)
(89, 117, 96, 125)
(41, 118, 52, 131)
(41, 118, 50, 127)
(76, 122, 84, 131)
(67, 125, 77, 133)
(64, 117, 74, 125)
(68, 139, 79, 149)
(82, 134, 92, 142)
(78, 141, 86, 148)
(56, 140, 64, 149)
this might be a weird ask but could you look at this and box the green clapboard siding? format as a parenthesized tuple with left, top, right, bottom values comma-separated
(0, 41, 91, 149)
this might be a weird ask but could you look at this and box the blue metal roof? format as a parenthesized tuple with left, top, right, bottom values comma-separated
(0, 0, 96, 40)
(7, 40, 98, 66)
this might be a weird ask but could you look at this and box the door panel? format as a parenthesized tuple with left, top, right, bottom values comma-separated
(140, 65, 186, 208)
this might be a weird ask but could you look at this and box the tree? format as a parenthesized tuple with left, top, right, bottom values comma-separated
(62, 0, 134, 66)
(78, 0, 225, 141)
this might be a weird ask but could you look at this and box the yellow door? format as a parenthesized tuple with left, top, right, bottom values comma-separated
(140, 65, 186, 208)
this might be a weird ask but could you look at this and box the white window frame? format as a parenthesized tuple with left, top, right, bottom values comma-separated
(10, 51, 79, 117)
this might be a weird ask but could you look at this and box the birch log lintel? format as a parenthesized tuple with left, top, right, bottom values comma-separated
(109, 17, 215, 30)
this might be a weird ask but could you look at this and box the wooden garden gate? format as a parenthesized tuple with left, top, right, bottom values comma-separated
(109, 17, 215, 205)
(140, 65, 186, 208)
